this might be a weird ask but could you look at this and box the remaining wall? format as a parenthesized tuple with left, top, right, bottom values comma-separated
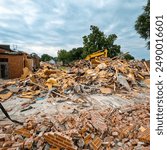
(0, 54, 24, 79)
(0, 62, 8, 78)
(0, 48, 8, 53)
(33, 58, 40, 69)
(0, 48, 12, 53)
(25, 58, 33, 71)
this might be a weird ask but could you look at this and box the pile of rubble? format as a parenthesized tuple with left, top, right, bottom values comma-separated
(0, 102, 149, 150)
(0, 58, 150, 102)
(0, 58, 150, 149)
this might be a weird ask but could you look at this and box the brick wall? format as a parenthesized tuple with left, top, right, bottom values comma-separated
(33, 58, 40, 69)
(0, 54, 24, 79)
(25, 58, 33, 71)
(0, 48, 9, 53)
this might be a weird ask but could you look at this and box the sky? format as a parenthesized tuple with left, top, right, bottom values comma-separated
(0, 0, 149, 59)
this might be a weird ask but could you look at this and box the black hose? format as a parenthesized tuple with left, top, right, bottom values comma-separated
(0, 103, 23, 125)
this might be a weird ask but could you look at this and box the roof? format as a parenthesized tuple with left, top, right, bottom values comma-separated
(0, 51, 24, 55)
(0, 53, 23, 56)
(0, 45, 14, 52)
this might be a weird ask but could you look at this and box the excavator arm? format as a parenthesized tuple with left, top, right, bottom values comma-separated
(85, 49, 108, 61)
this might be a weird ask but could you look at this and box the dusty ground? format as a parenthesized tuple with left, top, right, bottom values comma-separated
(0, 85, 149, 123)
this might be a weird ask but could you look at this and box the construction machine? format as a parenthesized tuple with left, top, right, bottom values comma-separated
(85, 49, 108, 64)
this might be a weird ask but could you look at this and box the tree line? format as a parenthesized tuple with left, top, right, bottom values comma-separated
(41, 25, 134, 64)
(41, 0, 149, 64)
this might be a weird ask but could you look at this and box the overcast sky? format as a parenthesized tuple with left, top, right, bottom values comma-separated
(0, 0, 149, 59)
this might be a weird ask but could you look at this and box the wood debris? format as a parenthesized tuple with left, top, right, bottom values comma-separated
(0, 58, 150, 149)
(0, 58, 150, 102)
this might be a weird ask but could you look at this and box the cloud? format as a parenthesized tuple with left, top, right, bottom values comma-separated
(0, 0, 149, 59)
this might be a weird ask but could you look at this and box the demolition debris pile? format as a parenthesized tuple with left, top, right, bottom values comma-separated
(0, 58, 150, 102)
(0, 103, 149, 149)
(0, 58, 150, 149)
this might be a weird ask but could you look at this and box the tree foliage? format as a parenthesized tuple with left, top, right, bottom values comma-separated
(124, 53, 135, 60)
(41, 54, 53, 62)
(57, 47, 84, 64)
(30, 53, 40, 59)
(69, 47, 84, 60)
(57, 25, 134, 64)
(57, 50, 70, 64)
(135, 0, 150, 49)
(82, 25, 121, 58)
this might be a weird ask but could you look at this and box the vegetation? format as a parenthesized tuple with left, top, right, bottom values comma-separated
(57, 25, 133, 64)
(57, 50, 71, 64)
(135, 0, 150, 49)
(123, 53, 135, 60)
(40, 2, 151, 63)
(41, 54, 53, 62)
(82, 25, 121, 58)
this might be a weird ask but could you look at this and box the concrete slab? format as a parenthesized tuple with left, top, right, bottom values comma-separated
(0, 90, 149, 121)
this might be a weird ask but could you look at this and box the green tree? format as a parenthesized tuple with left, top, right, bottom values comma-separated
(53, 57, 58, 63)
(57, 49, 71, 64)
(135, 0, 150, 49)
(69, 47, 84, 60)
(57, 26, 135, 64)
(41, 54, 53, 62)
(124, 53, 134, 60)
(82, 25, 121, 58)
(57, 48, 84, 64)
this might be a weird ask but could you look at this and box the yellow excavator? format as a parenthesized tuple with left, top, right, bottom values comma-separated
(85, 49, 108, 64)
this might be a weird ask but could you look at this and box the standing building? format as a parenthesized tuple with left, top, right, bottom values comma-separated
(0, 45, 40, 79)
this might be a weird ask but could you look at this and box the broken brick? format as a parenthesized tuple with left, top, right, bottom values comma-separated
(44, 132, 76, 150)
(84, 134, 92, 145)
(91, 112, 107, 133)
(14, 128, 32, 138)
(90, 137, 102, 150)
(119, 124, 136, 139)
(138, 128, 150, 143)
(24, 137, 34, 149)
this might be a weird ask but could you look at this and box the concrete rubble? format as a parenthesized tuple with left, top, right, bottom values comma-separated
(0, 58, 150, 149)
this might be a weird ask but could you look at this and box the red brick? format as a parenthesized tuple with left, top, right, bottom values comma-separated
(91, 112, 107, 133)
(90, 137, 102, 150)
(44, 132, 76, 150)
(138, 128, 150, 143)
(84, 134, 92, 145)
(14, 128, 32, 138)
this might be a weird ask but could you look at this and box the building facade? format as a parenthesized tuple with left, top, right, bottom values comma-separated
(0, 45, 40, 79)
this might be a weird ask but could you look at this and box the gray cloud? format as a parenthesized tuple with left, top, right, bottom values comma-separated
(0, 0, 149, 59)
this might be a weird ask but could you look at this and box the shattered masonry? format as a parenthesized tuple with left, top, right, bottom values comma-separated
(0, 57, 150, 149)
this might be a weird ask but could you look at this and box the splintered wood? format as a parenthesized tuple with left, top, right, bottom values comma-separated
(0, 58, 150, 105)
(0, 91, 13, 101)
